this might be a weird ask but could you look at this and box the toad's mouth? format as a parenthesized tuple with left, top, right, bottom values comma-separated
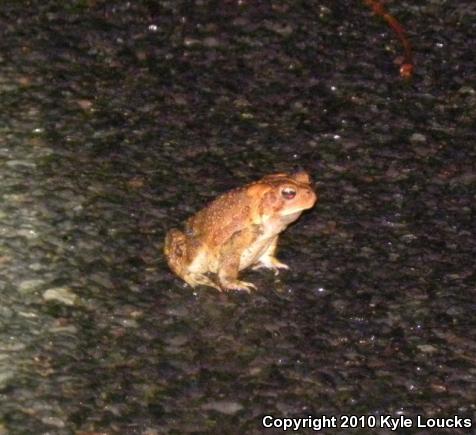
(279, 207, 309, 218)
(278, 210, 303, 223)
(280, 192, 317, 216)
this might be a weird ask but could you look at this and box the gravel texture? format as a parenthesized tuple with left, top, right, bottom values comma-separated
(0, 1, 474, 434)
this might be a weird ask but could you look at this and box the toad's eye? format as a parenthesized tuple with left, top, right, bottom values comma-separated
(281, 187, 296, 200)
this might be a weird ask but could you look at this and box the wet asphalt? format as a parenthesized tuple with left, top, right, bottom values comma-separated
(0, 1, 474, 434)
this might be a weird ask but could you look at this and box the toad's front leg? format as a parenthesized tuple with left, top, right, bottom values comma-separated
(252, 236, 289, 274)
(217, 228, 257, 292)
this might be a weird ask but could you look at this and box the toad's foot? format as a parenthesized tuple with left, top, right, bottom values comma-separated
(183, 273, 221, 291)
(220, 280, 257, 293)
(252, 257, 289, 275)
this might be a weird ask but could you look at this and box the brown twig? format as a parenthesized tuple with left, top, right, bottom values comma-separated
(362, 0, 414, 79)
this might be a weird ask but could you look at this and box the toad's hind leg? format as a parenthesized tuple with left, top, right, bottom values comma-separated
(252, 236, 289, 274)
(164, 228, 188, 276)
(165, 229, 220, 290)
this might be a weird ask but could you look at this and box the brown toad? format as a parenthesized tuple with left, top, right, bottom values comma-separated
(164, 171, 317, 291)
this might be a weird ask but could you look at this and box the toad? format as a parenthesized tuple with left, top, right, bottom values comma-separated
(164, 171, 317, 291)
